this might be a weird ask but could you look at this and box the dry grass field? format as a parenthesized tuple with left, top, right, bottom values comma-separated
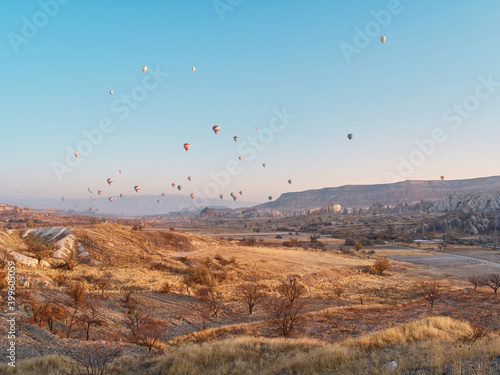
(0, 224, 499, 374)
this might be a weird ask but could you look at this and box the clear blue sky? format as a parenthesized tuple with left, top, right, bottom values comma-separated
(1, 0, 499, 204)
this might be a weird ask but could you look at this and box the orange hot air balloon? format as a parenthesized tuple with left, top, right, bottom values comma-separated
(74, 152, 79, 157)
(134, 185, 140, 192)
(119, 170, 122, 174)
(90, 195, 93, 199)
(233, 136, 238, 142)
(190, 193, 195, 199)
(380, 36, 386, 43)
(172, 183, 176, 188)
(61, 196, 66, 201)
(191, 67, 196, 72)
(88, 188, 92, 193)
(141, 66, 147, 72)
(184, 143, 190, 151)
(177, 185, 182, 191)
(440, 176, 445, 181)
(188, 176, 192, 181)
(212, 125, 220, 134)
(162, 193, 165, 197)
(120, 194, 124, 198)
(98, 190, 103, 196)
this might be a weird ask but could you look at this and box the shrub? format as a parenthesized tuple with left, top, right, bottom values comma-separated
(372, 257, 391, 276)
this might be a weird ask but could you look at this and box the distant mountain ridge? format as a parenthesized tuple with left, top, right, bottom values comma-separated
(5, 195, 258, 217)
(258, 176, 500, 211)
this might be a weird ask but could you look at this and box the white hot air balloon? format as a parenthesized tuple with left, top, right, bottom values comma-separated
(110, 90, 114, 95)
(191, 67, 196, 72)
(333, 204, 341, 213)
(141, 66, 148, 72)
(107, 178, 113, 185)
(380, 36, 386, 43)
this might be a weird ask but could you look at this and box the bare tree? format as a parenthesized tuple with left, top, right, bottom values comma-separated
(419, 281, 442, 310)
(265, 298, 305, 338)
(79, 300, 104, 341)
(480, 273, 500, 294)
(468, 276, 482, 291)
(65, 340, 122, 375)
(372, 257, 391, 275)
(124, 309, 164, 352)
(237, 282, 266, 314)
(196, 285, 223, 318)
(277, 277, 306, 303)
(92, 273, 112, 296)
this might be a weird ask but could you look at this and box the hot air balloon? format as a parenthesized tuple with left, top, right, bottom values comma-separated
(76, 205, 79, 208)
(230, 192, 234, 197)
(98, 191, 103, 196)
(190, 193, 195, 199)
(120, 194, 124, 198)
(172, 183, 176, 187)
(110, 90, 114, 95)
(440, 176, 445, 181)
(380, 36, 386, 43)
(107, 178, 113, 185)
(239, 191, 243, 195)
(177, 185, 182, 191)
(288, 179, 292, 184)
(219, 194, 224, 199)
(61, 196, 66, 202)
(141, 66, 147, 72)
(74, 152, 79, 157)
(233, 196, 237, 201)
(119, 170, 122, 174)
(184, 143, 190, 151)
(109, 197, 114, 203)
(88, 188, 92, 193)
(262, 163, 266, 168)
(157, 199, 161, 204)
(90, 195, 93, 199)
(333, 204, 341, 213)
(238, 156, 242, 160)
(191, 67, 196, 72)
(347, 134, 353, 140)
(212, 125, 220, 134)
(233, 136, 238, 142)
(134, 185, 140, 192)
(162, 193, 165, 197)
(188, 176, 192, 181)
(268, 196, 272, 201)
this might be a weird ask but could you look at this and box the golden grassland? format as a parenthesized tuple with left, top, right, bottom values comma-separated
(1, 224, 499, 374)
(2, 319, 499, 374)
